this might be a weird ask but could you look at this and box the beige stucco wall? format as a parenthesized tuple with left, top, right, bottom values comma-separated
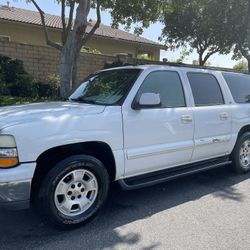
(0, 39, 117, 83)
(0, 39, 163, 84)
(0, 21, 61, 45)
(0, 21, 160, 60)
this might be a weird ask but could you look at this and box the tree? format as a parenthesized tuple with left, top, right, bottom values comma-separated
(26, 0, 166, 98)
(160, 0, 232, 66)
(233, 60, 248, 71)
(103, 0, 164, 35)
(222, 0, 250, 72)
(175, 48, 190, 63)
(192, 59, 211, 66)
(110, 0, 250, 71)
(28, 0, 103, 98)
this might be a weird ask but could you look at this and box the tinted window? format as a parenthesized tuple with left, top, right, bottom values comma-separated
(137, 71, 186, 108)
(187, 73, 224, 106)
(223, 72, 250, 103)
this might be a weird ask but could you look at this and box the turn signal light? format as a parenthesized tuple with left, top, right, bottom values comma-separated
(0, 157, 19, 168)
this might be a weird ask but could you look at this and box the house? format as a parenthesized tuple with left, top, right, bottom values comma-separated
(0, 5, 163, 60)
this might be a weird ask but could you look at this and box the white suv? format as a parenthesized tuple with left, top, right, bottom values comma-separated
(0, 65, 250, 228)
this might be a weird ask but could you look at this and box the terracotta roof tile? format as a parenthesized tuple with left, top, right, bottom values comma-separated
(0, 5, 163, 47)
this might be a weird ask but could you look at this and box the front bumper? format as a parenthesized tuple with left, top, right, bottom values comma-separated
(0, 163, 36, 210)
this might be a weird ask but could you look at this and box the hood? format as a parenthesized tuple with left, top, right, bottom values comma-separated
(0, 101, 106, 130)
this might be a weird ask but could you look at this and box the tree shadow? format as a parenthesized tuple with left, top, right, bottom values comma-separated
(0, 166, 249, 250)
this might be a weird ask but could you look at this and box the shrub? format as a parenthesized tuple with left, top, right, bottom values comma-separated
(0, 55, 39, 98)
(233, 60, 248, 72)
(0, 82, 10, 96)
(37, 74, 60, 98)
(0, 72, 4, 83)
(0, 55, 26, 84)
(0, 96, 54, 107)
(104, 60, 129, 69)
(47, 74, 60, 98)
(9, 74, 38, 98)
(0, 55, 59, 100)
(0, 54, 35, 97)
(36, 82, 49, 98)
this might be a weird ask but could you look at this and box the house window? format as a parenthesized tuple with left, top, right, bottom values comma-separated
(114, 53, 133, 58)
(137, 51, 153, 60)
(0, 36, 10, 42)
(81, 47, 90, 53)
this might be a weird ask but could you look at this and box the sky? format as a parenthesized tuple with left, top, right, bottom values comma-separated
(2, 0, 238, 68)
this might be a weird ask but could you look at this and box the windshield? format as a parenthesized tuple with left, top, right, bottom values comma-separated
(69, 69, 142, 105)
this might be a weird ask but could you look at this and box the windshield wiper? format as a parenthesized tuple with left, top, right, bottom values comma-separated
(70, 98, 98, 105)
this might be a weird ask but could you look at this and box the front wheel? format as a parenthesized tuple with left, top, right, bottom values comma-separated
(38, 155, 110, 229)
(231, 132, 250, 174)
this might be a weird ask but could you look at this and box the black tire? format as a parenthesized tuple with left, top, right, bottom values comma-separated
(37, 155, 110, 229)
(231, 132, 250, 174)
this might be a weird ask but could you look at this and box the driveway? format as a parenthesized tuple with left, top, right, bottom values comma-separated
(1, 166, 250, 250)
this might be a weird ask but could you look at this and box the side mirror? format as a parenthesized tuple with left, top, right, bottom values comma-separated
(132, 93, 161, 110)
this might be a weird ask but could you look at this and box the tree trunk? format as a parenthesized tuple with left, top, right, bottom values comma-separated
(59, 47, 74, 99)
(72, 53, 80, 87)
(199, 53, 205, 66)
(59, 43, 84, 98)
(247, 57, 250, 72)
(59, 0, 91, 98)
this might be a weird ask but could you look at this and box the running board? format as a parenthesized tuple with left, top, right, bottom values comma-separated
(119, 157, 232, 190)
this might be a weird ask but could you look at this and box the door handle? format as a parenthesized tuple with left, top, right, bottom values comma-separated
(181, 115, 193, 124)
(220, 112, 229, 120)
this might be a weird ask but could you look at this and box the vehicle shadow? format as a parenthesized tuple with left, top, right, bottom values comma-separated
(0, 166, 249, 250)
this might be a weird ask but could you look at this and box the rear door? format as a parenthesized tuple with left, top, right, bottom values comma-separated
(185, 71, 232, 161)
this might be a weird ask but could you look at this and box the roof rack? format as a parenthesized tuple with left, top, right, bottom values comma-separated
(133, 61, 250, 75)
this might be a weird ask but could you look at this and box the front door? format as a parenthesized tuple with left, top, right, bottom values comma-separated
(122, 70, 195, 177)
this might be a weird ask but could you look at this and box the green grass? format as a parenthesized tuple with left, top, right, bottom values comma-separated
(0, 96, 55, 107)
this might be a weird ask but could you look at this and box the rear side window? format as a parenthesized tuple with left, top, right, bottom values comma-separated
(223, 72, 250, 103)
(187, 73, 224, 106)
(137, 71, 186, 108)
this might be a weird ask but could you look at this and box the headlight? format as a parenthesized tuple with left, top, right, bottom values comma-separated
(0, 135, 19, 168)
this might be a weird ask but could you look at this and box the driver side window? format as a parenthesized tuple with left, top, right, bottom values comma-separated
(137, 71, 186, 108)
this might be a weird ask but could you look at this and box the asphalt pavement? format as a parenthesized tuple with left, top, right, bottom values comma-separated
(1, 166, 250, 250)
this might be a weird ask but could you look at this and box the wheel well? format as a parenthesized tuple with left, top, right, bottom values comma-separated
(31, 141, 116, 201)
(238, 125, 250, 138)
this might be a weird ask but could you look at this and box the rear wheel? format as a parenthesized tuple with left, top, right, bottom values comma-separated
(38, 155, 110, 229)
(231, 132, 250, 173)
